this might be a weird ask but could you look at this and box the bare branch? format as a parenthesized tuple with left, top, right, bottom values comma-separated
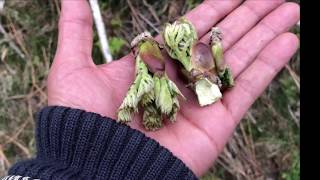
(0, 0, 4, 13)
(0, 24, 26, 60)
(89, 0, 113, 63)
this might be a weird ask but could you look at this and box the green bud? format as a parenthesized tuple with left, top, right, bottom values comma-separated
(118, 31, 184, 130)
(135, 54, 148, 75)
(135, 55, 154, 99)
(139, 39, 164, 63)
(219, 67, 234, 89)
(157, 76, 173, 114)
(117, 72, 142, 123)
(163, 17, 198, 72)
(168, 97, 180, 123)
(163, 19, 225, 107)
(117, 107, 135, 123)
(140, 90, 155, 107)
(117, 52, 153, 123)
(131, 31, 165, 74)
(153, 75, 161, 101)
(154, 74, 183, 122)
(210, 27, 234, 89)
(122, 74, 142, 108)
(143, 103, 163, 131)
(211, 41, 224, 72)
(137, 71, 154, 98)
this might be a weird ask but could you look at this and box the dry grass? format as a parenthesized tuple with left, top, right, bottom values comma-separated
(0, 0, 300, 179)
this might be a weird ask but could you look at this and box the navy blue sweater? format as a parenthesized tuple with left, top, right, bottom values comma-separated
(5, 106, 197, 180)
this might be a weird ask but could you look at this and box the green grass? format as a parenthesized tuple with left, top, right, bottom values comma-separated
(0, 0, 300, 179)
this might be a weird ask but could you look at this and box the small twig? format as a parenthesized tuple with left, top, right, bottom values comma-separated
(5, 94, 27, 100)
(216, 157, 239, 176)
(142, 0, 161, 24)
(0, 24, 25, 59)
(2, 120, 29, 145)
(239, 123, 250, 150)
(159, 2, 169, 15)
(245, 120, 258, 171)
(262, 95, 288, 124)
(1, 47, 16, 74)
(89, 0, 113, 63)
(0, 146, 11, 169)
(246, 111, 257, 125)
(7, 17, 30, 59)
(1, 120, 32, 158)
(31, 71, 47, 100)
(27, 98, 35, 126)
(127, 0, 146, 32)
(42, 46, 50, 73)
(34, 84, 48, 107)
(0, 0, 5, 13)
(285, 64, 300, 90)
(3, 135, 31, 158)
(5, 82, 46, 101)
(131, 16, 144, 33)
(138, 13, 160, 34)
(54, 0, 60, 15)
(288, 105, 300, 128)
(247, 124, 256, 155)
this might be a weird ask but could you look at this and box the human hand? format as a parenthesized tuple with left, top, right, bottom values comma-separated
(48, 0, 299, 176)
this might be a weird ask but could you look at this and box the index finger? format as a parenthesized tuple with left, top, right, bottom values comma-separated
(184, 0, 243, 37)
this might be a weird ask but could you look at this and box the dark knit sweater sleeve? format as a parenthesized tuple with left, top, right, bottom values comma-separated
(7, 106, 197, 180)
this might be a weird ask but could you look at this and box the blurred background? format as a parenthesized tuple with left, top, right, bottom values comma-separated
(0, 0, 300, 179)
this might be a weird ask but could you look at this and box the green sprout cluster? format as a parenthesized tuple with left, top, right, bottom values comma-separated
(117, 32, 184, 131)
(117, 18, 234, 131)
(163, 18, 234, 106)
(163, 18, 197, 72)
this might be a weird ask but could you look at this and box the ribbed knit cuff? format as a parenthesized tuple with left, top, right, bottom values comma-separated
(8, 106, 197, 180)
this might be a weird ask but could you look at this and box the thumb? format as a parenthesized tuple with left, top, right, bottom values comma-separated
(54, 0, 95, 67)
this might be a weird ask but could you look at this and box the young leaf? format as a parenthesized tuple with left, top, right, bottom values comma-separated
(157, 76, 173, 114)
(163, 17, 198, 71)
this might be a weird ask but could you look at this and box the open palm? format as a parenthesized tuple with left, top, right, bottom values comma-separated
(48, 0, 299, 177)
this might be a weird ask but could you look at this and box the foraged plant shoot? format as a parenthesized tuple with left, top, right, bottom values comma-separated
(163, 18, 234, 106)
(117, 32, 184, 131)
(118, 18, 234, 131)
(210, 27, 234, 90)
